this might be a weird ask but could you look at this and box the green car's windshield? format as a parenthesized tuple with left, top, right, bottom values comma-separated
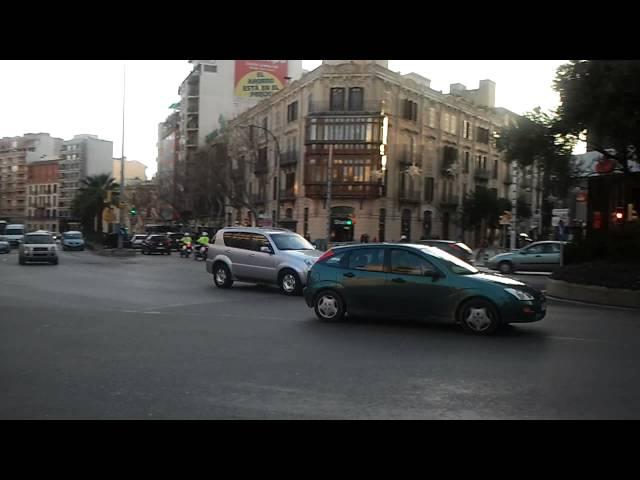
(420, 246, 478, 275)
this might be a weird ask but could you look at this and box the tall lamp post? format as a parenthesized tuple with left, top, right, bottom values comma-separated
(239, 124, 281, 228)
(117, 64, 126, 250)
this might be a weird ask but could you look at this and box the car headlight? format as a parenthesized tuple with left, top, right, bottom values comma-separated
(505, 288, 534, 301)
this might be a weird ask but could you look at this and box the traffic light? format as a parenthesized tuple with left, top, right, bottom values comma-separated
(345, 219, 353, 226)
(614, 206, 624, 225)
(129, 207, 137, 217)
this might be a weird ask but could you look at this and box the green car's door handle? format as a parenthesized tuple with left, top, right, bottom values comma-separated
(391, 277, 406, 283)
(343, 272, 355, 278)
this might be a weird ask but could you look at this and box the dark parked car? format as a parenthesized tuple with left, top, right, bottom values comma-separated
(303, 243, 546, 335)
(415, 239, 474, 264)
(167, 232, 184, 251)
(141, 234, 172, 255)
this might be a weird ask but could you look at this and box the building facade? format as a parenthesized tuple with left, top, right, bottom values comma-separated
(221, 60, 519, 245)
(112, 158, 148, 183)
(58, 134, 113, 228)
(26, 159, 60, 232)
(156, 111, 181, 218)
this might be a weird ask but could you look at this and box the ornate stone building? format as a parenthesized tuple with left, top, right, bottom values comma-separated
(223, 60, 519, 245)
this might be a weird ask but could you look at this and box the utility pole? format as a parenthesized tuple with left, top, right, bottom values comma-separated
(117, 64, 126, 250)
(325, 144, 334, 247)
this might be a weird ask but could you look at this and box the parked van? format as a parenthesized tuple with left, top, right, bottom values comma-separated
(0, 224, 25, 247)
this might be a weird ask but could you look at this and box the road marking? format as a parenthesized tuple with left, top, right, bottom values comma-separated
(547, 335, 605, 343)
(143, 311, 162, 314)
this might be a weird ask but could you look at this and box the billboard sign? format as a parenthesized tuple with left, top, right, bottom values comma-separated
(235, 60, 288, 99)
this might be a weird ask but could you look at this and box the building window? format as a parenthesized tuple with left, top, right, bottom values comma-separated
(424, 177, 434, 202)
(273, 176, 277, 200)
(203, 65, 217, 73)
(463, 120, 472, 140)
(476, 126, 490, 144)
(287, 101, 298, 123)
(401, 209, 412, 240)
(450, 115, 457, 135)
(330, 88, 345, 111)
(348, 87, 364, 111)
(304, 207, 309, 238)
(423, 211, 432, 239)
(428, 107, 437, 128)
(262, 117, 268, 139)
(378, 208, 386, 243)
(493, 159, 498, 179)
(463, 151, 470, 173)
(402, 99, 418, 121)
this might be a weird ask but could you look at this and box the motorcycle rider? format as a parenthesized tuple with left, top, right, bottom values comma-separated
(180, 232, 193, 257)
(195, 231, 209, 259)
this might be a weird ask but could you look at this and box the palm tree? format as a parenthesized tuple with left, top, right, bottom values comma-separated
(72, 174, 119, 237)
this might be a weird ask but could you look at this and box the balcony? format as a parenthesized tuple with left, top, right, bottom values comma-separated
(280, 188, 296, 201)
(305, 182, 382, 199)
(398, 190, 421, 204)
(440, 193, 459, 209)
(474, 169, 490, 181)
(279, 150, 298, 167)
(308, 101, 383, 116)
(252, 194, 266, 205)
(254, 159, 268, 174)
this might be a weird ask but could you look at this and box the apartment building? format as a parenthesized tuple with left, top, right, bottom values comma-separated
(0, 133, 63, 223)
(112, 158, 148, 184)
(26, 159, 60, 232)
(58, 134, 113, 229)
(221, 60, 519, 245)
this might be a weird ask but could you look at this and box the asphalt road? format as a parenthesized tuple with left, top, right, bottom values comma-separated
(1, 248, 639, 419)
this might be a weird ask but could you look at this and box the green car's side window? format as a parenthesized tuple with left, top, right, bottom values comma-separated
(391, 249, 437, 276)
(348, 248, 385, 272)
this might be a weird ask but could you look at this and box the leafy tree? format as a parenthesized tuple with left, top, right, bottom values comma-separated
(496, 107, 575, 232)
(461, 187, 511, 236)
(71, 174, 119, 236)
(554, 60, 640, 174)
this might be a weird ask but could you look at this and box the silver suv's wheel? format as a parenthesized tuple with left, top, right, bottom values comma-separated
(213, 263, 233, 289)
(279, 269, 302, 295)
(314, 291, 345, 322)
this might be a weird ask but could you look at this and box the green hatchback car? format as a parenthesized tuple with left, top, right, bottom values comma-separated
(303, 244, 546, 335)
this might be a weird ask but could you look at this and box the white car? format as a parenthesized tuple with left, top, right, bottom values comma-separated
(19, 231, 58, 265)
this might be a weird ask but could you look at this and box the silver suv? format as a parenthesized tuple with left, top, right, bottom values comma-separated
(19, 231, 58, 265)
(206, 227, 322, 295)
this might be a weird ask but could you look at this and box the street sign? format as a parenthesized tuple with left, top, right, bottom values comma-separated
(499, 211, 512, 225)
(552, 208, 570, 227)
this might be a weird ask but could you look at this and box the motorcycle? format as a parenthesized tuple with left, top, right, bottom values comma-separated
(180, 242, 193, 258)
(194, 244, 208, 261)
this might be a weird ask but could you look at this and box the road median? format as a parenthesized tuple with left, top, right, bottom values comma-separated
(546, 278, 640, 309)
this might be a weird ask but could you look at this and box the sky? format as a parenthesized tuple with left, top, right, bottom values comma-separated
(0, 60, 580, 179)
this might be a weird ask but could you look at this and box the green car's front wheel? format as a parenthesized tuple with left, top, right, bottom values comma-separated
(458, 298, 500, 335)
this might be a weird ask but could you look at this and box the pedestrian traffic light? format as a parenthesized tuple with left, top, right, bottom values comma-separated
(345, 219, 352, 225)
(129, 207, 137, 217)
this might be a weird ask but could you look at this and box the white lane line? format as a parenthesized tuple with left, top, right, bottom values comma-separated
(547, 335, 606, 343)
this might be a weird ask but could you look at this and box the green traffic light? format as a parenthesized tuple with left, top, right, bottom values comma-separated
(345, 219, 352, 225)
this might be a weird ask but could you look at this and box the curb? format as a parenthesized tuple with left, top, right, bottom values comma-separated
(546, 278, 640, 309)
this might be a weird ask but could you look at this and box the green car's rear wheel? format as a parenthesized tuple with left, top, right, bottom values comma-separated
(314, 290, 345, 322)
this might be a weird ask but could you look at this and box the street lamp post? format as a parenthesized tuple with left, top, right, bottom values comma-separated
(117, 65, 126, 250)
(240, 124, 281, 228)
